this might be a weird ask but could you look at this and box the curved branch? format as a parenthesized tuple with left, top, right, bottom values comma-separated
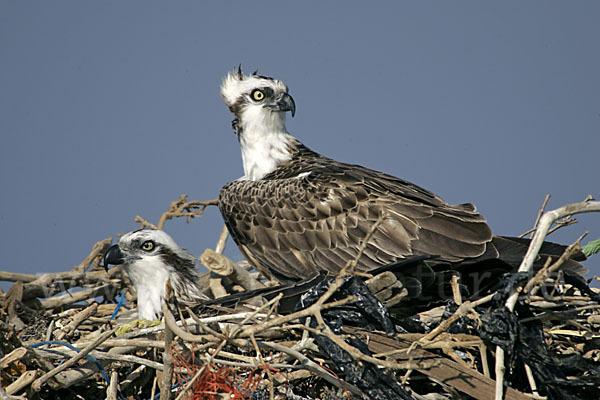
(495, 199, 600, 400)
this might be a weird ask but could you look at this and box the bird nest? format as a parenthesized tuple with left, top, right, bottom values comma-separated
(2, 195, 600, 400)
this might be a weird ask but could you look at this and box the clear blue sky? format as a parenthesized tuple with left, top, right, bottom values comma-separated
(1, 1, 599, 284)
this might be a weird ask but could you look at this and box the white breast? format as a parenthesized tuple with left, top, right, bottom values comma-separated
(240, 130, 294, 180)
(124, 258, 171, 320)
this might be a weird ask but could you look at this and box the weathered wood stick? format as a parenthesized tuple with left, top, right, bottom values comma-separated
(105, 370, 119, 400)
(0, 271, 39, 283)
(55, 303, 98, 340)
(31, 327, 116, 391)
(41, 284, 116, 309)
(5, 370, 37, 395)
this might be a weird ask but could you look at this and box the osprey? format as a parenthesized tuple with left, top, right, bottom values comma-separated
(218, 68, 583, 287)
(103, 229, 207, 320)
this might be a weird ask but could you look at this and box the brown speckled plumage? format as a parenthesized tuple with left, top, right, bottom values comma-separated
(219, 139, 500, 282)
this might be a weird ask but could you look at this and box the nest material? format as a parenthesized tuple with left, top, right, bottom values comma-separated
(1, 196, 600, 400)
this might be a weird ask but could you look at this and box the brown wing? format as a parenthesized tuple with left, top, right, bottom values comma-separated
(218, 160, 493, 282)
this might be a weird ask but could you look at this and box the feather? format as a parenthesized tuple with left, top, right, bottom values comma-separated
(218, 69, 586, 286)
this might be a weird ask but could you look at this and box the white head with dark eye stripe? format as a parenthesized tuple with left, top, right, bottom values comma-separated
(221, 67, 297, 181)
(221, 67, 295, 120)
(103, 229, 206, 320)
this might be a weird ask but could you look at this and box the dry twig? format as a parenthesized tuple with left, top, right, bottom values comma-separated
(495, 199, 600, 400)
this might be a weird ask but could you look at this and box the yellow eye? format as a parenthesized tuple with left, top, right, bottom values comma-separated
(251, 89, 265, 101)
(141, 240, 155, 252)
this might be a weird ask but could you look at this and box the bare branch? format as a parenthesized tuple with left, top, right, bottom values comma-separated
(495, 199, 600, 400)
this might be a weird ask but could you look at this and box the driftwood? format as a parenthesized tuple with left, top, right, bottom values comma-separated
(1, 195, 599, 400)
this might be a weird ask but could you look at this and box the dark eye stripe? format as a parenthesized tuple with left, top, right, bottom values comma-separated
(261, 87, 274, 98)
(229, 86, 278, 117)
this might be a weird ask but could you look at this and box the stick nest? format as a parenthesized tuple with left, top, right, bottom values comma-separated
(1, 195, 600, 400)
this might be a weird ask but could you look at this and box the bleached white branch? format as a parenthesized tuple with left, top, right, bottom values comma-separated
(495, 199, 600, 400)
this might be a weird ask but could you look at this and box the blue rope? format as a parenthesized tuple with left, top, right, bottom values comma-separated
(152, 378, 190, 400)
(111, 290, 127, 320)
(30, 340, 127, 400)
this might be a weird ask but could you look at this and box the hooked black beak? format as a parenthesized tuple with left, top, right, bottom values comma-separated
(103, 244, 125, 271)
(269, 93, 296, 117)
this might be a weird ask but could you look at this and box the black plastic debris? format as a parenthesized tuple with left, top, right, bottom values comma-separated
(295, 276, 415, 400)
(479, 307, 519, 363)
(311, 333, 414, 400)
(442, 302, 478, 336)
(297, 276, 396, 335)
(477, 276, 600, 400)
(489, 272, 529, 304)
(515, 307, 600, 400)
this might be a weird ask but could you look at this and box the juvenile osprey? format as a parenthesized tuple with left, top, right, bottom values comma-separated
(218, 68, 583, 285)
(103, 229, 207, 320)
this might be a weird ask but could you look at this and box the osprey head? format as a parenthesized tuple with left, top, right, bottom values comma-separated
(220, 66, 296, 121)
(104, 229, 194, 269)
(103, 229, 203, 320)
(220, 67, 300, 180)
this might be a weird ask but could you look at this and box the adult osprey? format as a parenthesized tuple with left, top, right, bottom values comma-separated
(103, 229, 207, 320)
(218, 68, 583, 286)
